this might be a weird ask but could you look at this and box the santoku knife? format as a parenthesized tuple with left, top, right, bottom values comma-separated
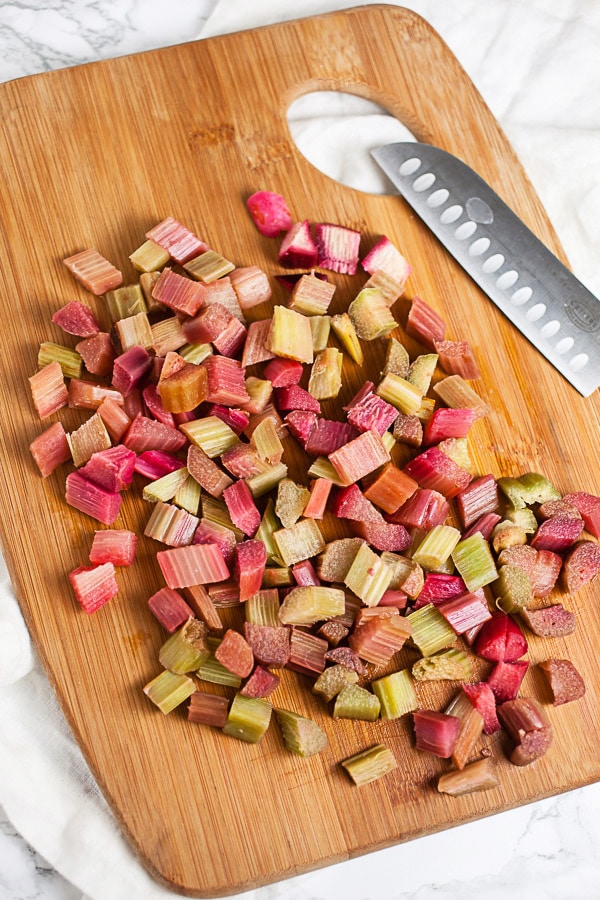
(371, 142, 600, 397)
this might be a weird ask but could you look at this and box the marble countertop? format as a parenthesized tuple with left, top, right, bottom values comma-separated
(1, 2, 600, 899)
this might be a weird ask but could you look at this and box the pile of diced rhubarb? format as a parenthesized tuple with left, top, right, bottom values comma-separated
(27, 190, 600, 791)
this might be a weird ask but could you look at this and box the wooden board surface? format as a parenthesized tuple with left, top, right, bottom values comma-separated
(1, 5, 599, 896)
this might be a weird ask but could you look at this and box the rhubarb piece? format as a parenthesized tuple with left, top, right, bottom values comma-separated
(330, 312, 363, 365)
(348, 288, 397, 340)
(209, 404, 250, 436)
(69, 562, 118, 613)
(288, 272, 336, 316)
(530, 549, 563, 597)
(68, 379, 123, 412)
(417, 573, 466, 607)
(29, 361, 69, 419)
(437, 757, 499, 795)
(345, 384, 399, 437)
(371, 669, 418, 719)
(66, 412, 112, 467)
(406, 604, 456, 657)
(433, 374, 490, 419)
(174, 473, 202, 515)
(354, 519, 412, 553)
(362, 235, 411, 284)
(437, 591, 491, 634)
(341, 744, 397, 786)
(278, 220, 318, 268)
(531, 514, 584, 552)
(434, 339, 480, 379)
(126, 414, 188, 455)
(362, 464, 417, 514)
(263, 358, 303, 390)
(497, 697, 553, 766)
(156, 543, 230, 589)
(65, 471, 122, 525)
(243, 622, 290, 668)
(234, 539, 267, 601)
(229, 265, 272, 311)
(267, 305, 313, 364)
(247, 190, 292, 237)
(307, 347, 343, 400)
(143, 670, 195, 715)
(129, 239, 170, 273)
(135, 449, 185, 480)
(29, 421, 71, 476)
(538, 658, 585, 706)
(159, 617, 210, 673)
(200, 355, 249, 407)
(157, 362, 209, 414)
(498, 472, 561, 509)
(240, 666, 281, 699)
(80, 445, 136, 493)
(486, 659, 529, 702)
(188, 692, 229, 728)
(333, 684, 380, 721)
(221, 443, 269, 480)
(115, 310, 153, 352)
(451, 532, 498, 591)
(349, 614, 412, 666)
(472, 613, 527, 662)
(275, 478, 310, 528)
(89, 529, 137, 566)
(181, 415, 238, 458)
(494, 564, 532, 613)
(316, 538, 364, 583)
(214, 628, 254, 679)
(392, 412, 423, 447)
(273, 518, 325, 567)
(413, 709, 460, 758)
(111, 345, 152, 397)
(305, 419, 355, 457)
(76, 332, 115, 378)
(151, 267, 206, 317)
(562, 490, 600, 538)
(344, 543, 392, 606)
(192, 518, 237, 566)
(63, 248, 122, 294)
(222, 692, 272, 743)
(146, 217, 206, 264)
(455, 476, 499, 532)
(314, 222, 361, 274)
(412, 524, 462, 571)
(444, 691, 484, 770)
(404, 446, 472, 499)
(197, 652, 241, 688)
(562, 540, 600, 593)
(462, 512, 503, 541)
(279, 586, 345, 626)
(391, 488, 449, 530)
(313, 664, 359, 701)
(325, 645, 366, 674)
(287, 629, 328, 677)
(52, 300, 100, 337)
(363, 268, 405, 306)
(376, 372, 422, 416)
(309, 314, 331, 352)
(148, 587, 195, 633)
(222, 480, 261, 537)
(519, 604, 576, 638)
(184, 249, 235, 283)
(241, 319, 276, 367)
(292, 559, 321, 587)
(274, 708, 328, 757)
(302, 478, 333, 520)
(331, 484, 384, 525)
(328, 430, 390, 486)
(405, 296, 446, 350)
(461, 682, 500, 735)
(412, 648, 473, 681)
(104, 283, 147, 321)
(144, 501, 198, 547)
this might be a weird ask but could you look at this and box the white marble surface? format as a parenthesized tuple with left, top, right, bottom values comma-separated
(1, 2, 600, 899)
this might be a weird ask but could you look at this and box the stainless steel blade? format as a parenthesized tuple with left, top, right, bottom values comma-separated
(371, 141, 600, 397)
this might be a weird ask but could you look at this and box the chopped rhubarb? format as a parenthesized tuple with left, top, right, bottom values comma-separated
(437, 757, 499, 795)
(531, 514, 584, 552)
(331, 484, 384, 524)
(79, 445, 136, 492)
(65, 470, 122, 525)
(405, 296, 446, 350)
(349, 287, 397, 340)
(246, 190, 292, 237)
(362, 235, 411, 286)
(461, 681, 500, 735)
(185, 250, 235, 284)
(29, 361, 69, 419)
(29, 421, 71, 477)
(354, 519, 411, 553)
(148, 586, 195, 632)
(244, 622, 290, 668)
(328, 430, 390, 486)
(234, 539, 267, 601)
(349, 614, 411, 666)
(434, 339, 481, 379)
(473, 613, 528, 662)
(89, 529, 137, 566)
(214, 628, 254, 679)
(69, 562, 118, 613)
(486, 659, 529, 702)
(146, 216, 207, 264)
(562, 490, 600, 538)
(345, 384, 398, 436)
(520, 604, 576, 638)
(52, 300, 100, 337)
(390, 487, 449, 530)
(497, 697, 552, 766)
(275, 384, 320, 414)
(112, 345, 153, 397)
(240, 665, 281, 699)
(76, 332, 115, 378)
(63, 248, 123, 294)
(315, 222, 361, 275)
(135, 449, 185, 480)
(288, 272, 336, 316)
(156, 543, 230, 589)
(222, 479, 262, 537)
(229, 266, 272, 311)
(124, 414, 187, 454)
(562, 540, 600, 593)
(438, 590, 492, 635)
(241, 319, 276, 367)
(151, 267, 206, 317)
(341, 744, 397, 786)
(413, 709, 460, 758)
(275, 708, 328, 757)
(287, 629, 328, 677)
(539, 658, 585, 706)
(201, 355, 249, 407)
(188, 692, 229, 728)
(423, 406, 476, 447)
(278, 220, 318, 268)
(304, 419, 355, 457)
(416, 573, 466, 607)
(404, 446, 472, 499)
(263, 357, 303, 388)
(157, 362, 209, 414)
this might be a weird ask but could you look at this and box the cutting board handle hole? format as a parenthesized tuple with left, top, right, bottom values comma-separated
(287, 91, 417, 194)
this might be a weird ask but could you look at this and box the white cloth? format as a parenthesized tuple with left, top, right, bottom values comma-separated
(1, 1, 599, 898)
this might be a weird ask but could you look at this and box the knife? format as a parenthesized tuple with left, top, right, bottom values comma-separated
(371, 142, 600, 397)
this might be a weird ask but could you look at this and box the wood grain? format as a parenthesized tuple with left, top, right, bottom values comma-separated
(0, 6, 598, 896)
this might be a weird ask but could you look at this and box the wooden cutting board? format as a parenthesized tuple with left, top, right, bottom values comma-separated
(1, 5, 599, 896)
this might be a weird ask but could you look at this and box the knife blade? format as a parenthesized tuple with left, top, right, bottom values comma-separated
(371, 141, 600, 397)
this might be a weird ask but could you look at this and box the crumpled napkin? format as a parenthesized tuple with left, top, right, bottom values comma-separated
(0, 1, 598, 898)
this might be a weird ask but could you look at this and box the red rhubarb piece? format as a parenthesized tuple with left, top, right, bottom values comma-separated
(215, 628, 254, 679)
(438, 590, 491, 634)
(403, 446, 472, 499)
(462, 511, 503, 540)
(562, 490, 600, 538)
(65, 471, 122, 525)
(143, 384, 177, 428)
(246, 190, 293, 237)
(284, 410, 318, 446)
(287, 629, 328, 676)
(29, 421, 71, 477)
(330, 484, 384, 524)
(416, 573, 466, 607)
(192, 518, 237, 565)
(305, 419, 357, 457)
(274, 385, 321, 414)
(222, 479, 262, 537)
(156, 543, 230, 589)
(562, 540, 600, 593)
(207, 404, 250, 436)
(473, 613, 528, 662)
(314, 222, 361, 275)
(151, 267, 206, 316)
(135, 449, 185, 480)
(538, 658, 585, 706)
(28, 361, 69, 419)
(147, 587, 195, 633)
(388, 487, 449, 529)
(76, 332, 115, 377)
(63, 248, 122, 295)
(123, 414, 187, 454)
(345, 383, 398, 436)
(278, 220, 318, 268)
(202, 355, 249, 406)
(243, 622, 291, 668)
(69, 562, 119, 613)
(422, 406, 476, 446)
(354, 519, 411, 552)
(497, 698, 552, 766)
(413, 709, 460, 759)
(361, 235, 411, 286)
(240, 665, 281, 698)
(292, 559, 321, 586)
(89, 529, 137, 566)
(263, 357, 304, 388)
(520, 604, 576, 638)
(52, 300, 100, 337)
(79, 445, 136, 492)
(530, 514, 584, 552)
(112, 345, 153, 396)
(461, 682, 500, 735)
(405, 296, 446, 350)
(234, 539, 267, 601)
(146, 216, 207, 264)
(486, 659, 529, 702)
(328, 430, 390, 485)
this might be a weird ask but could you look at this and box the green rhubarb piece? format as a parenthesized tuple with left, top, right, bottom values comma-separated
(341, 744, 397, 786)
(382, 336, 410, 378)
(245, 588, 281, 626)
(518, 472, 561, 505)
(317, 537, 364, 583)
(406, 604, 456, 657)
(174, 474, 202, 515)
(306, 457, 346, 486)
(273, 518, 326, 567)
(371, 669, 418, 719)
(308, 347, 343, 400)
(184, 249, 235, 282)
(412, 525, 462, 571)
(344, 543, 392, 607)
(115, 311, 153, 351)
(330, 312, 363, 365)
(376, 372, 422, 415)
(38, 342, 83, 379)
(267, 305, 314, 364)
(143, 669, 195, 715)
(309, 315, 331, 352)
(407, 353, 438, 395)
(246, 461, 289, 498)
(274, 708, 328, 757)
(451, 532, 498, 591)
(491, 520, 528, 552)
(261, 566, 294, 587)
(494, 564, 533, 613)
(222, 692, 272, 743)
(348, 287, 397, 340)
(104, 283, 147, 320)
(159, 617, 210, 674)
(504, 506, 538, 534)
(129, 239, 170, 273)
(279, 586, 346, 626)
(412, 648, 474, 681)
(333, 684, 380, 721)
(196, 653, 242, 688)
(143, 466, 190, 503)
(179, 342, 213, 364)
(255, 498, 284, 563)
(275, 478, 311, 528)
(313, 664, 359, 702)
(180, 416, 239, 458)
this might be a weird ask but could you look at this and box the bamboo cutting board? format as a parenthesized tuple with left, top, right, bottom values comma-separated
(1, 5, 599, 896)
